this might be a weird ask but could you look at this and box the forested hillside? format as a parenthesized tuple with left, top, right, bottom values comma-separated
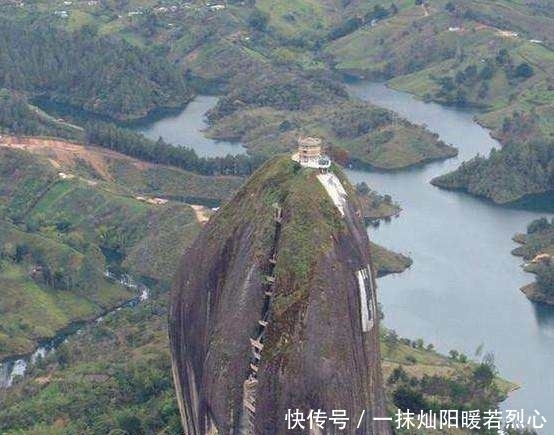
(431, 137, 553, 205)
(0, 19, 192, 121)
(0, 1, 460, 171)
(0, 89, 83, 139)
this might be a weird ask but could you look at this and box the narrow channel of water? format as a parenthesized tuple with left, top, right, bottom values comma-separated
(0, 273, 149, 390)
(346, 81, 554, 428)
(136, 95, 247, 158)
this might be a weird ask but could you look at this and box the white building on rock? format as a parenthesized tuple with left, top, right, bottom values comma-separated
(291, 136, 331, 169)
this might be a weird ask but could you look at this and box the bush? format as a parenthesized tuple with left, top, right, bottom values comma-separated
(248, 9, 269, 31)
(515, 62, 534, 78)
(328, 17, 363, 40)
(536, 264, 554, 296)
(356, 182, 370, 196)
(393, 386, 428, 412)
(527, 217, 551, 234)
(480, 64, 494, 80)
(472, 362, 495, 387)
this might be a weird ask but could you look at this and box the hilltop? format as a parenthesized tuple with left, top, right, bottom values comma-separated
(170, 155, 390, 434)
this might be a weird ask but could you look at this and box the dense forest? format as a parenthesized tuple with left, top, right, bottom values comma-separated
(431, 137, 554, 205)
(0, 89, 82, 139)
(0, 19, 192, 121)
(206, 70, 348, 121)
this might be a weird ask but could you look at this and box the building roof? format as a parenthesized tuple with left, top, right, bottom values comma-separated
(298, 136, 322, 148)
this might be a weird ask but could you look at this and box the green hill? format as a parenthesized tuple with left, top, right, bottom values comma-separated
(431, 137, 553, 205)
(326, 0, 553, 206)
(0, 1, 459, 171)
(0, 19, 193, 122)
(0, 144, 231, 358)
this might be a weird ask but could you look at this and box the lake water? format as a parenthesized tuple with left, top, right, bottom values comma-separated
(136, 95, 247, 157)
(347, 81, 554, 429)
(137, 89, 554, 429)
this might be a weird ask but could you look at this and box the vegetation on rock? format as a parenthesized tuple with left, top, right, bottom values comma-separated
(512, 217, 554, 303)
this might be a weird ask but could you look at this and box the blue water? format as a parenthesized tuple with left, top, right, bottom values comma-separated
(347, 81, 554, 430)
(137, 95, 247, 158)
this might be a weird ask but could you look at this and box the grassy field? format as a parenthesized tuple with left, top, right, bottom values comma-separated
(381, 333, 516, 395)
(0, 261, 129, 358)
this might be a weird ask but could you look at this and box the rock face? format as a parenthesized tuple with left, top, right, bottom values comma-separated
(169, 156, 391, 435)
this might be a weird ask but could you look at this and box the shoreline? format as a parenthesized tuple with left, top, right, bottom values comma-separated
(521, 283, 554, 306)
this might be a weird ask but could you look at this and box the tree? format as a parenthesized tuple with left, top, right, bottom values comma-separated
(384, 329, 399, 349)
(496, 48, 510, 65)
(393, 386, 427, 412)
(356, 182, 370, 196)
(372, 5, 389, 20)
(480, 63, 494, 80)
(449, 349, 459, 360)
(116, 412, 144, 435)
(472, 362, 495, 387)
(388, 365, 408, 384)
(515, 62, 534, 78)
(527, 217, 550, 234)
(248, 9, 269, 31)
(536, 264, 554, 296)
(14, 243, 30, 263)
(56, 343, 71, 368)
